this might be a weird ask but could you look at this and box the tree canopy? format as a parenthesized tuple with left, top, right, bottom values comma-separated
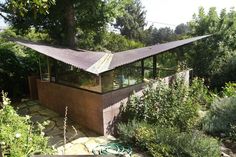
(188, 7, 236, 88)
(175, 23, 189, 35)
(114, 0, 146, 41)
(0, 0, 130, 48)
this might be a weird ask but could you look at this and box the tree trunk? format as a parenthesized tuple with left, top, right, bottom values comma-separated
(64, 0, 76, 48)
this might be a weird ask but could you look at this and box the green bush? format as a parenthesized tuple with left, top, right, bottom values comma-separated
(0, 37, 39, 98)
(173, 131, 220, 157)
(117, 119, 145, 145)
(202, 96, 236, 136)
(221, 82, 236, 97)
(117, 122, 220, 157)
(105, 32, 144, 52)
(0, 92, 53, 156)
(122, 78, 212, 131)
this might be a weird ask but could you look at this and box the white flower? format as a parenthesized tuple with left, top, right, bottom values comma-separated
(25, 115, 30, 120)
(41, 132, 45, 136)
(15, 133, 21, 138)
(0, 141, 5, 145)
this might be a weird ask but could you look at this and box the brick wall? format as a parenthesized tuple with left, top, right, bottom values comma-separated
(37, 80, 104, 134)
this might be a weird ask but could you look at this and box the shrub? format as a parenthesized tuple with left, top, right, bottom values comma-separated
(221, 82, 236, 97)
(189, 78, 216, 110)
(173, 131, 220, 157)
(202, 96, 236, 136)
(117, 119, 145, 145)
(0, 37, 39, 98)
(122, 78, 212, 131)
(117, 121, 220, 157)
(0, 92, 53, 156)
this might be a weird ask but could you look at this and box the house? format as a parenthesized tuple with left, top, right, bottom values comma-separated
(13, 35, 209, 135)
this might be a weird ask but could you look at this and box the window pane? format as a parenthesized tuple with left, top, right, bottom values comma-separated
(55, 61, 101, 92)
(39, 55, 50, 81)
(101, 61, 143, 92)
(157, 51, 178, 78)
(128, 61, 142, 85)
(144, 57, 153, 80)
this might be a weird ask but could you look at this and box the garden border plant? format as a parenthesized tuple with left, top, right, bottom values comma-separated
(0, 91, 53, 156)
(117, 77, 221, 157)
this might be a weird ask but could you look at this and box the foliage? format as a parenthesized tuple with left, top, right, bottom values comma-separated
(175, 23, 190, 35)
(118, 122, 220, 157)
(140, 26, 177, 46)
(189, 78, 217, 110)
(1, 27, 51, 42)
(221, 82, 236, 97)
(0, 91, 53, 156)
(202, 96, 236, 137)
(122, 78, 212, 131)
(151, 27, 176, 44)
(117, 119, 144, 145)
(0, 0, 55, 17)
(188, 7, 236, 88)
(76, 30, 143, 52)
(0, 35, 39, 98)
(105, 32, 144, 52)
(114, 0, 146, 41)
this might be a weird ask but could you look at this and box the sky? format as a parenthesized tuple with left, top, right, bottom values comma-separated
(0, 0, 236, 29)
(141, 0, 236, 29)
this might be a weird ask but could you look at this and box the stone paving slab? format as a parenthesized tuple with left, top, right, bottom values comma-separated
(14, 100, 119, 155)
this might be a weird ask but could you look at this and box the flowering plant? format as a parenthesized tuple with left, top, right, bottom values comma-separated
(0, 91, 53, 156)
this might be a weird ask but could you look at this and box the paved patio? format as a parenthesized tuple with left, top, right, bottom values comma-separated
(14, 100, 118, 155)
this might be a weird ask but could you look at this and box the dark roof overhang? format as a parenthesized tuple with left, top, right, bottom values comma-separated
(10, 35, 210, 75)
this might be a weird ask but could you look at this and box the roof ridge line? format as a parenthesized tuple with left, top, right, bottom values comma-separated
(87, 53, 114, 74)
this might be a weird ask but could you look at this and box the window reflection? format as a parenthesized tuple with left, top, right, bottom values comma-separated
(39, 58, 101, 92)
(39, 55, 50, 81)
(101, 61, 142, 92)
(56, 61, 101, 92)
(144, 57, 153, 80)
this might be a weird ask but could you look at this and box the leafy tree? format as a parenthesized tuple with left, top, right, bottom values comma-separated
(152, 27, 176, 44)
(188, 7, 236, 88)
(104, 32, 144, 52)
(0, 0, 55, 18)
(141, 26, 176, 46)
(175, 23, 189, 35)
(114, 0, 146, 41)
(0, 0, 130, 48)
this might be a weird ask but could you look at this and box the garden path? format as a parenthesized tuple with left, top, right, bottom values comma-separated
(14, 100, 119, 155)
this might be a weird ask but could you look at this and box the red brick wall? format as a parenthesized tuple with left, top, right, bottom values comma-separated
(37, 80, 104, 134)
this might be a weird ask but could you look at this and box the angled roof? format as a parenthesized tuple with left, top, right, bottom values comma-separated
(12, 35, 210, 75)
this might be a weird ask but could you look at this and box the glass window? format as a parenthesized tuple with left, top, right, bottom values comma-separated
(156, 51, 178, 78)
(101, 61, 143, 92)
(55, 60, 101, 92)
(39, 55, 50, 81)
(128, 61, 142, 85)
(143, 57, 153, 80)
